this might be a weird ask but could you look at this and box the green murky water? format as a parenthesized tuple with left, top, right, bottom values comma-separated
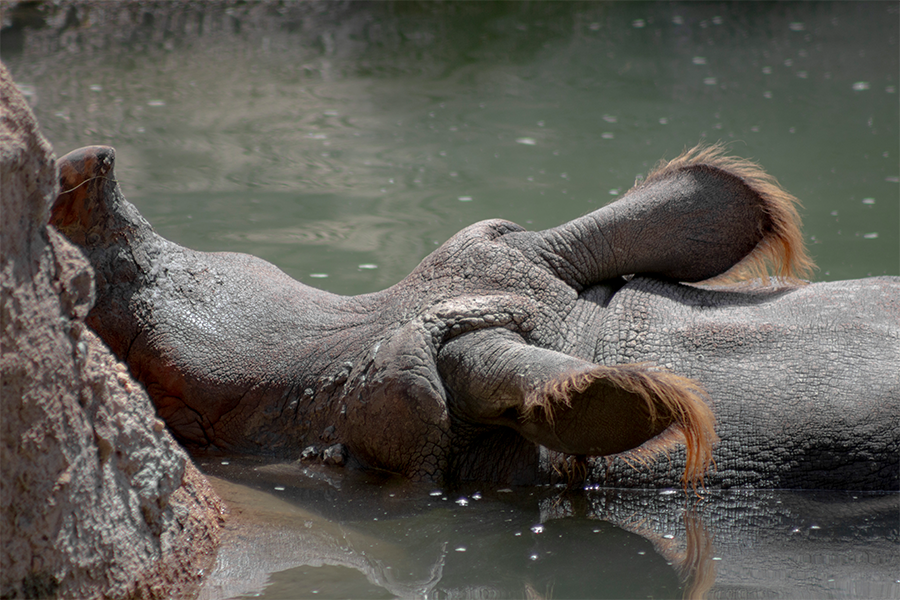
(5, 2, 898, 598)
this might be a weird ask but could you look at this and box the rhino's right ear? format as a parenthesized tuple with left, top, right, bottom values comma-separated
(437, 328, 718, 488)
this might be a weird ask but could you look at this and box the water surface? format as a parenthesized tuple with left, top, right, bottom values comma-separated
(5, 2, 899, 598)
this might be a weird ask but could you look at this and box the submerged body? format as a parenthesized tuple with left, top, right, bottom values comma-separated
(51, 144, 899, 490)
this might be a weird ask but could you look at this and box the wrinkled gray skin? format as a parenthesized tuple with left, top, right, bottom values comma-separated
(51, 145, 899, 491)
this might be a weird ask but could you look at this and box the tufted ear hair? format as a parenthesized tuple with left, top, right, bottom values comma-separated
(438, 328, 718, 490)
(500, 143, 814, 290)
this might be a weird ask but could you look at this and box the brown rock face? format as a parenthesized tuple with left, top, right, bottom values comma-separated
(1, 62, 223, 599)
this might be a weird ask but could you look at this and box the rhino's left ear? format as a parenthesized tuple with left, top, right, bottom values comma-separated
(437, 328, 717, 488)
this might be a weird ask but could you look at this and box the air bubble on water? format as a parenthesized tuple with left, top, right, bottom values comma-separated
(863, 233, 879, 239)
(797, 71, 808, 79)
(309, 273, 328, 278)
(852, 82, 871, 91)
(672, 16, 684, 25)
(692, 57, 707, 65)
(789, 22, 806, 31)
(602, 114, 618, 123)
(601, 132, 615, 139)
(537, 120, 545, 127)
(221, 461, 230, 465)
(516, 137, 537, 146)
(704, 77, 717, 86)
(147, 99, 166, 107)
(609, 189, 620, 196)
(763, 91, 773, 99)
(455, 547, 466, 552)
(762, 66, 773, 74)
(662, 534, 675, 539)
(637, 551, 646, 555)
(274, 486, 285, 491)
(458, 196, 473, 202)
(862, 198, 875, 205)
(358, 264, 378, 269)
(90, 84, 102, 92)
(307, 133, 328, 139)
(632, 19, 646, 28)
(472, 492, 482, 500)
(810, 525, 821, 530)
(589, 22, 601, 31)
(660, 489, 678, 495)
(429, 490, 443, 497)
(456, 498, 469, 507)
(887, 86, 897, 94)
(659, 118, 669, 125)
(712, 557, 723, 561)
(784, 59, 794, 67)
(531, 525, 545, 534)
(750, 126, 760, 132)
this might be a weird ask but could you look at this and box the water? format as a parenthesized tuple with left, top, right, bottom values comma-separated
(197, 458, 899, 600)
(6, 2, 899, 598)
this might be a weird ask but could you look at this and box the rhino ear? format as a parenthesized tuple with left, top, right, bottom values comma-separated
(437, 329, 717, 488)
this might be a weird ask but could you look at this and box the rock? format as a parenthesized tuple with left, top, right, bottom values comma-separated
(0, 62, 223, 599)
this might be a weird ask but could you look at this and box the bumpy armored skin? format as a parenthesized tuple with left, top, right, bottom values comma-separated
(51, 145, 899, 490)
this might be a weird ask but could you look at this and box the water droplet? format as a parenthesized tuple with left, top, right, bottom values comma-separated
(712, 16, 723, 25)
(810, 525, 821, 530)
(852, 81, 871, 91)
(358, 264, 378, 269)
(472, 492, 482, 500)
(309, 273, 329, 278)
(90, 84, 102, 92)
(862, 198, 876, 204)
(672, 15, 684, 25)
(537, 120, 545, 127)
(797, 71, 808, 79)
(602, 114, 618, 123)
(147, 99, 166, 107)
(789, 22, 806, 31)
(763, 91, 773, 99)
(221, 461, 230, 465)
(887, 86, 897, 94)
(863, 232, 879, 239)
(750, 126, 760, 132)
(531, 524, 545, 534)
(609, 189, 619, 196)
(632, 19, 646, 28)
(307, 133, 328, 139)
(601, 132, 615, 139)
(274, 486, 285, 491)
(659, 117, 669, 125)
(692, 57, 707, 65)
(429, 490, 443, 497)
(662, 534, 675, 539)
(497, 488, 512, 493)
(704, 77, 717, 85)
(455, 547, 466, 552)
(530, 554, 539, 561)
(456, 498, 469, 507)
(458, 196, 473, 202)
(514, 532, 522, 536)
(762, 66, 773, 74)
(589, 22, 601, 31)
(659, 489, 678, 495)
(637, 551, 646, 555)
(516, 137, 537, 146)
(712, 556, 723, 561)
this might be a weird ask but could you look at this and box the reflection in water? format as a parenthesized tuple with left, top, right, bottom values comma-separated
(199, 459, 899, 600)
(5, 2, 898, 597)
